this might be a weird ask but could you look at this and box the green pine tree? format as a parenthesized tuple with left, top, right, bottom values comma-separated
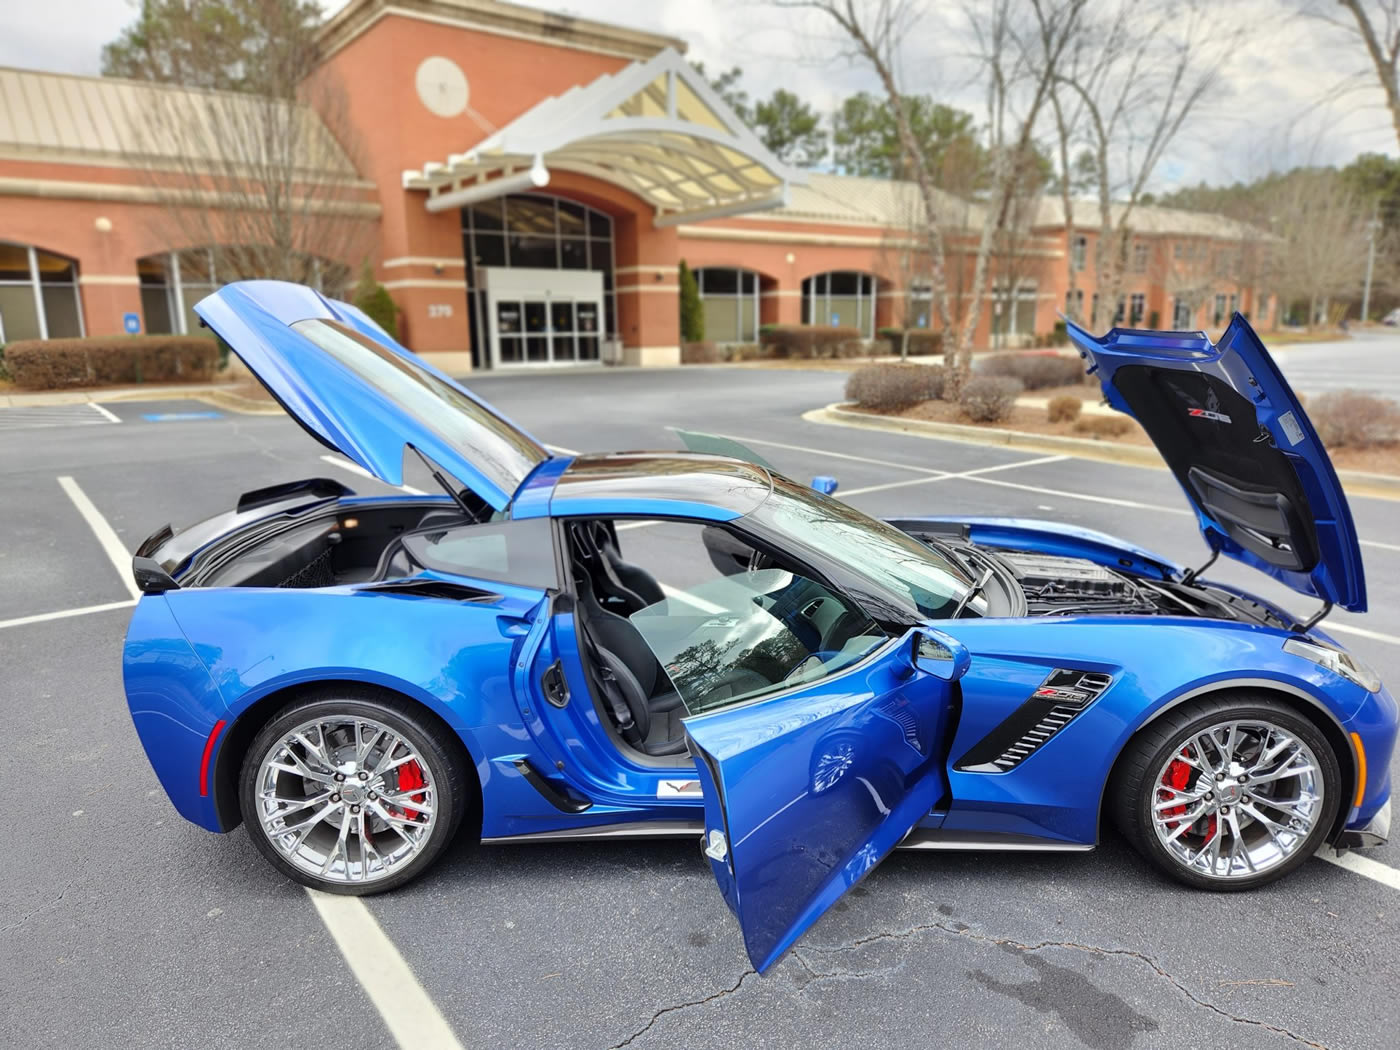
(679, 260, 704, 343)
(354, 261, 399, 341)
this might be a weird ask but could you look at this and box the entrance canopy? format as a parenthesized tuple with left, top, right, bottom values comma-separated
(402, 48, 804, 227)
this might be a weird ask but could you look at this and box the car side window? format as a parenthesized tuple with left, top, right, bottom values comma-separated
(402, 517, 556, 589)
(570, 518, 887, 716)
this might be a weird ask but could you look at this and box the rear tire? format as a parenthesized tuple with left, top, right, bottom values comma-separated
(239, 687, 469, 895)
(1111, 694, 1340, 891)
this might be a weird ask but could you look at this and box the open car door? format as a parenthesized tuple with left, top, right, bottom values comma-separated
(684, 626, 967, 973)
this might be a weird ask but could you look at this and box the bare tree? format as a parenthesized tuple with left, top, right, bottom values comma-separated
(778, 0, 1085, 394)
(1265, 170, 1368, 325)
(113, 3, 377, 296)
(1052, 1, 1235, 332)
(1332, 1, 1400, 149)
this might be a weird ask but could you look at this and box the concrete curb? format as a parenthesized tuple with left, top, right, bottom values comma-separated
(808, 402, 1400, 501)
(0, 382, 241, 407)
(195, 389, 286, 416)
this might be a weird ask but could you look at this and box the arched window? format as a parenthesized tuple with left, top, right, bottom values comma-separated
(139, 249, 349, 335)
(694, 268, 760, 343)
(0, 242, 84, 342)
(802, 271, 876, 337)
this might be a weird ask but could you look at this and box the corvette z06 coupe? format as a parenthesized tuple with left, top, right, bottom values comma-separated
(123, 280, 1395, 973)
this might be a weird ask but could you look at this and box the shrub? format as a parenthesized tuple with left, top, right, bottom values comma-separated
(353, 262, 399, 340)
(679, 260, 704, 343)
(761, 324, 864, 359)
(845, 363, 946, 412)
(959, 376, 1023, 423)
(1309, 390, 1400, 448)
(681, 340, 724, 364)
(0, 344, 8, 382)
(1047, 395, 1082, 423)
(1049, 320, 1069, 347)
(979, 351, 1086, 389)
(1073, 415, 1134, 439)
(1148, 310, 1161, 330)
(879, 328, 943, 357)
(4, 336, 219, 390)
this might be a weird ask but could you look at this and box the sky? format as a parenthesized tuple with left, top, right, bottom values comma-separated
(6, 0, 1398, 193)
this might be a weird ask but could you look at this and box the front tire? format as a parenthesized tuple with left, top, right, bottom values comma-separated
(239, 688, 468, 894)
(1112, 694, 1341, 890)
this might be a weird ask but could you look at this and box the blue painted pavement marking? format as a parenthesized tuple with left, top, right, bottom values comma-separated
(141, 411, 225, 422)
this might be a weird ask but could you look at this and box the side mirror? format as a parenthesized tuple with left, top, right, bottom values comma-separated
(811, 475, 839, 495)
(911, 626, 970, 681)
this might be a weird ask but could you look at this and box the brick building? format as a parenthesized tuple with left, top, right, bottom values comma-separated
(0, 0, 1268, 371)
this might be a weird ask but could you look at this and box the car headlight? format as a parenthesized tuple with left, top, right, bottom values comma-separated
(1284, 638, 1383, 692)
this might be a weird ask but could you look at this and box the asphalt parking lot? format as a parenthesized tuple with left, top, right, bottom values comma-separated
(2, 366, 1397, 1050)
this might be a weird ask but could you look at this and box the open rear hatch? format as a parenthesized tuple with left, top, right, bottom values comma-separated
(1066, 315, 1365, 613)
(194, 280, 552, 512)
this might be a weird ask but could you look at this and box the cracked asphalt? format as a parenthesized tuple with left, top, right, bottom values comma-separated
(1, 366, 1396, 1049)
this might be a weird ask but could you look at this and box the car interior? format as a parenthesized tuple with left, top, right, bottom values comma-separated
(564, 519, 885, 760)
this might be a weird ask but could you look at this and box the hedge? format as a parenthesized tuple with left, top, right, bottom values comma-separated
(877, 327, 944, 356)
(845, 363, 946, 411)
(4, 336, 220, 390)
(978, 351, 1086, 390)
(759, 324, 863, 359)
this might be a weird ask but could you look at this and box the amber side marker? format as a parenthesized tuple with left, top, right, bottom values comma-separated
(1350, 731, 1368, 809)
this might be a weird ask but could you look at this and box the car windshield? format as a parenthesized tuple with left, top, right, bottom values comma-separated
(749, 475, 986, 621)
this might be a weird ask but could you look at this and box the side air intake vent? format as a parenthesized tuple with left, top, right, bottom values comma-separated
(956, 669, 1113, 773)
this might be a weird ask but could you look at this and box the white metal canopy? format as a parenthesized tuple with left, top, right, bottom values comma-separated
(402, 48, 805, 226)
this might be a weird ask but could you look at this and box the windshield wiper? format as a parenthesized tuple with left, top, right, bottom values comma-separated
(949, 567, 994, 619)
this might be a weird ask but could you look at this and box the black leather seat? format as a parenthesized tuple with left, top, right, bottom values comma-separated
(575, 574, 688, 756)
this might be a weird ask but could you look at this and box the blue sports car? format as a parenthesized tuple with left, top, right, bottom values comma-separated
(124, 280, 1395, 973)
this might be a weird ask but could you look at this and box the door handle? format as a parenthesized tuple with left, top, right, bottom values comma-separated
(542, 659, 570, 708)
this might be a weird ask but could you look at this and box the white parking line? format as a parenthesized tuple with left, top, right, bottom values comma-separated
(666, 426, 949, 476)
(660, 582, 726, 613)
(1320, 848, 1400, 891)
(87, 402, 121, 423)
(837, 456, 1071, 499)
(0, 598, 136, 631)
(1327, 622, 1400, 646)
(320, 455, 427, 495)
(57, 475, 141, 600)
(307, 890, 464, 1050)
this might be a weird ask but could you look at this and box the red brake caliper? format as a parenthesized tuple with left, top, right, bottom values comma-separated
(394, 760, 427, 823)
(1161, 751, 1216, 841)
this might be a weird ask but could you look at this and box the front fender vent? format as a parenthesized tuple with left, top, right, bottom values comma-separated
(956, 669, 1113, 773)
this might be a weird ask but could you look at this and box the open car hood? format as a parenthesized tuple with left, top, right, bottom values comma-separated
(195, 281, 551, 512)
(1065, 316, 1365, 611)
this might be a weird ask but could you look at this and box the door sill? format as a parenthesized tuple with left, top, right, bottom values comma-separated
(481, 820, 704, 844)
(898, 829, 1094, 852)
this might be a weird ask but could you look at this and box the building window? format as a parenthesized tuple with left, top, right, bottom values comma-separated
(1256, 293, 1269, 322)
(1071, 235, 1087, 271)
(1172, 298, 1193, 328)
(0, 242, 84, 342)
(802, 271, 876, 337)
(695, 268, 760, 343)
(1129, 292, 1145, 323)
(1132, 241, 1149, 274)
(1113, 296, 1126, 324)
(138, 248, 346, 336)
(1213, 293, 1227, 324)
(1228, 293, 1238, 318)
(993, 283, 1038, 342)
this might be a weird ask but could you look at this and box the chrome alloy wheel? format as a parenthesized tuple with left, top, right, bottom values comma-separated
(1151, 718, 1324, 881)
(254, 715, 437, 885)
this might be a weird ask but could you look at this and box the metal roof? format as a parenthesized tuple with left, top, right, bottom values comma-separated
(402, 48, 805, 226)
(0, 66, 364, 181)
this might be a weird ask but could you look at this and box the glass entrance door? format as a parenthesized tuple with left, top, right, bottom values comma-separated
(495, 294, 602, 366)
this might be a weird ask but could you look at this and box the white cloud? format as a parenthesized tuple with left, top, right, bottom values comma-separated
(9, 0, 1397, 190)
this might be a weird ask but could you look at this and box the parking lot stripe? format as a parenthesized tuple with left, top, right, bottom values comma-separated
(0, 598, 136, 631)
(1327, 622, 1400, 646)
(666, 427, 950, 476)
(87, 402, 121, 423)
(1319, 849, 1400, 891)
(306, 890, 464, 1050)
(57, 476, 141, 600)
(320, 455, 427, 495)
